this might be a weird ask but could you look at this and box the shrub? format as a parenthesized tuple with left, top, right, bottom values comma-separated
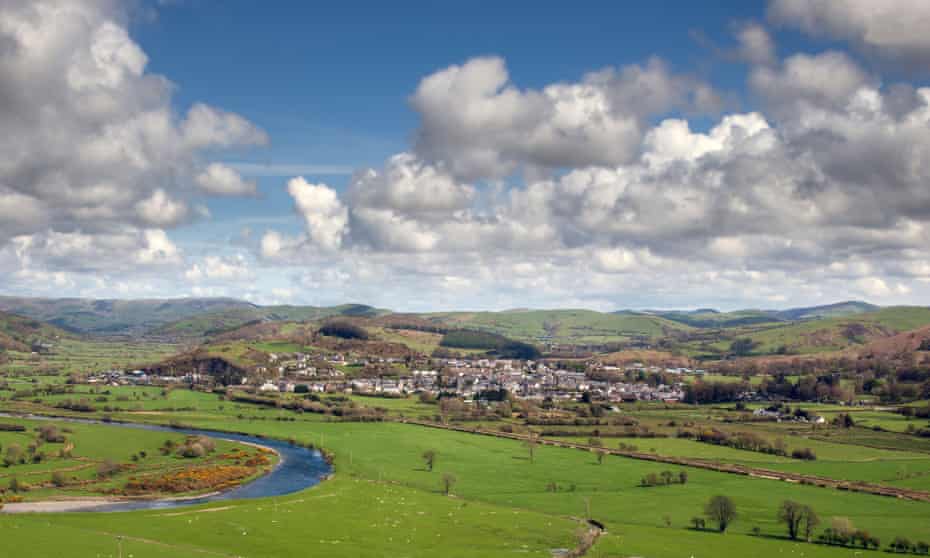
(38, 425, 65, 443)
(51, 471, 67, 487)
(96, 459, 120, 478)
(791, 447, 817, 461)
(319, 321, 369, 340)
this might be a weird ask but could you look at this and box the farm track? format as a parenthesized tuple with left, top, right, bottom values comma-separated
(399, 419, 930, 503)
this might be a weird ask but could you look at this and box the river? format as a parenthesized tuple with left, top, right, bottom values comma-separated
(0, 414, 332, 512)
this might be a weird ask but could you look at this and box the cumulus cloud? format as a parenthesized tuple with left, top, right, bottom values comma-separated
(0, 0, 266, 261)
(196, 163, 257, 196)
(287, 177, 348, 251)
(410, 56, 719, 180)
(185, 254, 251, 282)
(769, 0, 930, 68)
(264, 48, 930, 308)
(735, 23, 776, 66)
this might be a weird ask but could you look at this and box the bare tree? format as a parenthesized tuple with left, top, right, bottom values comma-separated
(421, 449, 436, 472)
(705, 495, 737, 533)
(525, 433, 539, 464)
(442, 472, 457, 496)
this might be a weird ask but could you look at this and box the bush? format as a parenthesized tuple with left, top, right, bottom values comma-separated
(791, 448, 817, 461)
(38, 425, 65, 443)
(51, 471, 67, 487)
(319, 321, 369, 340)
(96, 459, 120, 478)
(178, 443, 206, 458)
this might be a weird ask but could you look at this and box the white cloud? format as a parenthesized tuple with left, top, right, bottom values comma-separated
(735, 22, 776, 65)
(196, 163, 257, 196)
(0, 0, 266, 267)
(411, 56, 719, 180)
(185, 254, 251, 282)
(287, 178, 348, 251)
(770, 0, 930, 67)
(135, 189, 189, 227)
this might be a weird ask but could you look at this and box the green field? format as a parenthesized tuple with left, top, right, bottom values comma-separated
(0, 417, 268, 501)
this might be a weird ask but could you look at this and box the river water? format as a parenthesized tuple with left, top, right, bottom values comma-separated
(0, 414, 332, 512)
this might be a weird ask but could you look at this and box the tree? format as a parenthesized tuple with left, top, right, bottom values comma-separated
(678, 471, 688, 485)
(421, 449, 436, 472)
(4, 443, 24, 467)
(660, 470, 674, 485)
(705, 495, 737, 533)
(778, 500, 817, 540)
(442, 473, 456, 496)
(802, 507, 820, 542)
(889, 536, 912, 553)
(525, 433, 539, 464)
(595, 449, 607, 465)
(730, 338, 758, 356)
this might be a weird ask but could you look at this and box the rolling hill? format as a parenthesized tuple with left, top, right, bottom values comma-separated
(637, 301, 878, 329)
(155, 304, 389, 339)
(771, 300, 879, 321)
(724, 306, 930, 355)
(0, 296, 256, 335)
(423, 309, 692, 345)
(0, 310, 69, 352)
(0, 297, 388, 337)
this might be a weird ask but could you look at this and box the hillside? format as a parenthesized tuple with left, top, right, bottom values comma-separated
(0, 297, 389, 337)
(0, 296, 256, 335)
(772, 300, 879, 321)
(726, 306, 930, 355)
(0, 311, 69, 352)
(424, 309, 692, 345)
(649, 309, 780, 328)
(156, 304, 388, 339)
(639, 301, 878, 329)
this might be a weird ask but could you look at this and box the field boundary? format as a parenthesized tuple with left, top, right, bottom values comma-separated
(397, 419, 930, 503)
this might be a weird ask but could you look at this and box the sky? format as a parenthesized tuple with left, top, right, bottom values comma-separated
(3, 0, 930, 312)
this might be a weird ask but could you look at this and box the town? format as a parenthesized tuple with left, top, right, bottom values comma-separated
(86, 353, 695, 404)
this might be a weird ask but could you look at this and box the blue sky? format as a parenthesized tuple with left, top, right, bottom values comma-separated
(3, 0, 930, 311)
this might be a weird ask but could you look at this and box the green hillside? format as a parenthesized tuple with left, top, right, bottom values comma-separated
(0, 311, 69, 352)
(425, 309, 692, 344)
(155, 304, 389, 339)
(772, 300, 880, 321)
(0, 296, 255, 335)
(652, 309, 781, 328)
(721, 306, 930, 355)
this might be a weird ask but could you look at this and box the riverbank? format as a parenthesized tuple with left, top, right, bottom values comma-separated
(0, 415, 330, 513)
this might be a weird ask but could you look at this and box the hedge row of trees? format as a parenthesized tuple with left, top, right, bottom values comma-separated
(693, 497, 929, 555)
(680, 428, 816, 460)
(640, 470, 687, 487)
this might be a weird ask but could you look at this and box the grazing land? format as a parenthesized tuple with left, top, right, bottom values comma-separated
(2, 297, 930, 557)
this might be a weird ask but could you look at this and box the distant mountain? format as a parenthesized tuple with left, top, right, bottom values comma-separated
(771, 300, 880, 321)
(0, 296, 256, 335)
(642, 309, 778, 328)
(619, 301, 881, 329)
(155, 303, 389, 339)
(423, 308, 691, 344)
(0, 296, 394, 337)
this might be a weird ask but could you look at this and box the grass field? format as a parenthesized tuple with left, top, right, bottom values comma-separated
(3, 388, 930, 556)
(2, 338, 179, 375)
(0, 417, 266, 501)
